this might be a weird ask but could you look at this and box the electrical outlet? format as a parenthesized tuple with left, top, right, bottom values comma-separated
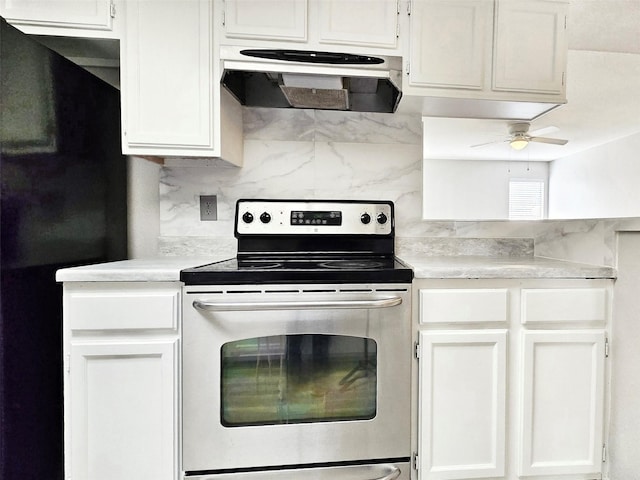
(200, 195, 217, 221)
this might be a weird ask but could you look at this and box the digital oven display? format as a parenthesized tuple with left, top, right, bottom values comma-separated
(290, 210, 342, 226)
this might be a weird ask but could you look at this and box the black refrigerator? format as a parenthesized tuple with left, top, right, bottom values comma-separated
(0, 18, 128, 479)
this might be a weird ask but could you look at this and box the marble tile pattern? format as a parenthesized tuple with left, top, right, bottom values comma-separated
(160, 107, 425, 242)
(396, 237, 534, 258)
(159, 107, 638, 267)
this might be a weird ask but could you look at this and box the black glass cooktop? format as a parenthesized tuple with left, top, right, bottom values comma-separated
(180, 255, 414, 285)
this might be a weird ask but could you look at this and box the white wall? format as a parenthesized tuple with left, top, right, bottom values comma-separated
(549, 132, 640, 219)
(422, 159, 548, 220)
(608, 232, 640, 479)
(127, 156, 161, 258)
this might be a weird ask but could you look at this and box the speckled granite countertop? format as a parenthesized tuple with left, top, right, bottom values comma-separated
(400, 255, 616, 280)
(56, 255, 616, 282)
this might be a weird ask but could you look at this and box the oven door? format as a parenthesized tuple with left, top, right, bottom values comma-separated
(182, 284, 412, 474)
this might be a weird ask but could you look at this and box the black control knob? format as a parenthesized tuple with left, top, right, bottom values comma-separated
(260, 212, 271, 224)
(242, 212, 254, 223)
(377, 212, 388, 225)
(360, 213, 371, 224)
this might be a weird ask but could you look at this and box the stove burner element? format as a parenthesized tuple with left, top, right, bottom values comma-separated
(318, 260, 385, 270)
(240, 262, 283, 269)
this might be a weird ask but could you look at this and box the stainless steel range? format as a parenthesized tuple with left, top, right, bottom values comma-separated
(181, 200, 413, 480)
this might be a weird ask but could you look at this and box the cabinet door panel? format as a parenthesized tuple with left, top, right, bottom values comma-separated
(493, 0, 567, 94)
(69, 340, 178, 480)
(0, 0, 113, 30)
(521, 288, 608, 325)
(224, 0, 307, 41)
(519, 330, 605, 476)
(409, 0, 492, 89)
(418, 330, 506, 479)
(420, 288, 509, 324)
(122, 0, 213, 149)
(318, 0, 398, 49)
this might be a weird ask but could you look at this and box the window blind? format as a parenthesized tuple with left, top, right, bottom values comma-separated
(509, 180, 545, 220)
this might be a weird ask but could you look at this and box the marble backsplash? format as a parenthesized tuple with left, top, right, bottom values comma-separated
(159, 107, 639, 267)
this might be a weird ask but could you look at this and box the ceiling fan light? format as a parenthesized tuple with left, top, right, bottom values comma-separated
(510, 138, 529, 150)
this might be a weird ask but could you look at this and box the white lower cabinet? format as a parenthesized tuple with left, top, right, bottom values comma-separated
(414, 279, 611, 480)
(69, 340, 178, 480)
(62, 282, 181, 480)
(519, 330, 606, 477)
(418, 330, 507, 480)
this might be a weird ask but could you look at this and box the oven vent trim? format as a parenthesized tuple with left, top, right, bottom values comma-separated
(184, 287, 409, 296)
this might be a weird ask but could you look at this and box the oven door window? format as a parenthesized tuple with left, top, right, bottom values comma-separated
(221, 334, 377, 426)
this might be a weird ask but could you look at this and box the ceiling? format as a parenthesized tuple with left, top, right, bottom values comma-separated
(406, 0, 640, 162)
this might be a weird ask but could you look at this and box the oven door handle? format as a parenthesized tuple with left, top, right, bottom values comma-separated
(374, 466, 401, 480)
(192, 296, 403, 312)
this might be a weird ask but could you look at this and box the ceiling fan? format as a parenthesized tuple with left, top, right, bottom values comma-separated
(472, 122, 569, 150)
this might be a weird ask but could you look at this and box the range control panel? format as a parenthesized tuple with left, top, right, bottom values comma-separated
(235, 200, 393, 235)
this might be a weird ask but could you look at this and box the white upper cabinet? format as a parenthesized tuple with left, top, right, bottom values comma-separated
(219, 0, 402, 55)
(223, 0, 307, 41)
(317, 0, 399, 49)
(121, 0, 243, 163)
(408, 0, 492, 90)
(122, 0, 213, 150)
(0, 0, 120, 37)
(493, 0, 568, 95)
(405, 0, 568, 103)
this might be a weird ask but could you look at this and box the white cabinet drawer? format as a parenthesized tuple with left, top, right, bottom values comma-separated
(420, 288, 509, 324)
(67, 285, 179, 331)
(521, 288, 607, 325)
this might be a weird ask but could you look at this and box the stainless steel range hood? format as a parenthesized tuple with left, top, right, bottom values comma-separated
(220, 46, 402, 113)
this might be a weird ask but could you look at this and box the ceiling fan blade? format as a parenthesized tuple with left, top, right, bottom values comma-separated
(530, 136, 568, 145)
(470, 139, 508, 148)
(529, 125, 559, 137)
